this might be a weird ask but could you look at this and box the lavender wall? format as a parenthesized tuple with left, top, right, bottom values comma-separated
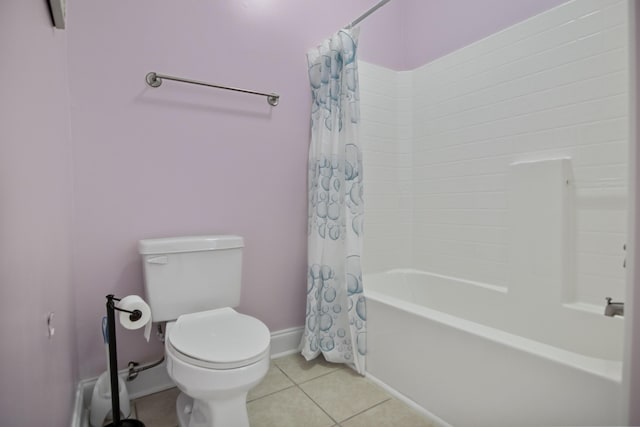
(400, 0, 568, 70)
(0, 1, 76, 426)
(68, 0, 404, 378)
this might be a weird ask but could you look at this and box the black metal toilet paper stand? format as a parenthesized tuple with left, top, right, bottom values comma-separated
(105, 294, 146, 427)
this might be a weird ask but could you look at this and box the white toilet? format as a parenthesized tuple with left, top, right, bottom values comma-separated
(139, 235, 270, 427)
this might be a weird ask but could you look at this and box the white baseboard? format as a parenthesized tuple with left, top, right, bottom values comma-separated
(269, 326, 304, 358)
(365, 372, 453, 427)
(70, 379, 85, 427)
(71, 326, 305, 427)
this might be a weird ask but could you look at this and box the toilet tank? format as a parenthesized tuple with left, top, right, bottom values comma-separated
(138, 235, 244, 322)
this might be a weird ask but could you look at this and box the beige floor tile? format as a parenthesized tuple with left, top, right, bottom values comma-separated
(273, 353, 341, 384)
(247, 361, 295, 401)
(341, 399, 434, 427)
(300, 369, 390, 422)
(247, 386, 335, 427)
(134, 387, 180, 427)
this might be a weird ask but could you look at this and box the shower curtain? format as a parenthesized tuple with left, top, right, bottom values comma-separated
(300, 28, 366, 375)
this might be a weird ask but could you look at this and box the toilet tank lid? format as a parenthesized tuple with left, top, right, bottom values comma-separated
(138, 235, 244, 255)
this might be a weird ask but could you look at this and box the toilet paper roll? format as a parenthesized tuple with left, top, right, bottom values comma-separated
(117, 295, 152, 342)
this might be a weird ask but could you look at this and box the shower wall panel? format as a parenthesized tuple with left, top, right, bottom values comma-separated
(360, 63, 413, 273)
(410, 0, 629, 306)
(360, 0, 630, 309)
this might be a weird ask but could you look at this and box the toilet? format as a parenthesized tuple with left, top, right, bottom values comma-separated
(139, 235, 270, 427)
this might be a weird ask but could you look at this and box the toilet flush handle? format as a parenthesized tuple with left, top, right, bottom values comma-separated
(146, 255, 168, 265)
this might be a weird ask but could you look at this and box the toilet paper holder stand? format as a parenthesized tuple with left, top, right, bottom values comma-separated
(105, 294, 146, 427)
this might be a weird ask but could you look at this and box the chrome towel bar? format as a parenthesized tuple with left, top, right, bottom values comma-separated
(145, 72, 280, 106)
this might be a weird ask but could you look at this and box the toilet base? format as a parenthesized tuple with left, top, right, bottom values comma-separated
(176, 391, 250, 427)
(176, 392, 191, 427)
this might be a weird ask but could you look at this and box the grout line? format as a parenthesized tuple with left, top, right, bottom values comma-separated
(411, 116, 626, 155)
(420, 38, 624, 110)
(246, 360, 344, 425)
(296, 383, 341, 426)
(245, 362, 297, 402)
(412, 137, 627, 167)
(272, 355, 344, 386)
(337, 397, 393, 424)
(270, 359, 297, 382)
(414, 4, 606, 76)
(421, 66, 626, 124)
(297, 365, 346, 385)
(272, 359, 366, 426)
(287, 362, 396, 425)
(296, 368, 344, 386)
(246, 383, 297, 403)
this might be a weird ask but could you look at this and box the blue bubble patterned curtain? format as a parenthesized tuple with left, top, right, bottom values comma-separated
(300, 28, 366, 375)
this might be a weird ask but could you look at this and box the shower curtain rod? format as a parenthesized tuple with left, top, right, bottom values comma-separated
(344, 0, 393, 29)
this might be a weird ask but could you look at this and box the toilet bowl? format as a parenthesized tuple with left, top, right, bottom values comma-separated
(165, 307, 270, 427)
(139, 235, 270, 427)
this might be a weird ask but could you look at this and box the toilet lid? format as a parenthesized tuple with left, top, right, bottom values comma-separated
(168, 307, 270, 368)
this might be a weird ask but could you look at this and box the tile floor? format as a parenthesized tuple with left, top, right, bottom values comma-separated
(130, 353, 434, 427)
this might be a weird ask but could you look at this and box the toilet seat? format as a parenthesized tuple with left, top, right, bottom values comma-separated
(168, 307, 270, 370)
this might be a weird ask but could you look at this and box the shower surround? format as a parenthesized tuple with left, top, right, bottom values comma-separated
(359, 0, 630, 425)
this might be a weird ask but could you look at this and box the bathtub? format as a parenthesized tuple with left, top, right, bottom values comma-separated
(364, 269, 624, 427)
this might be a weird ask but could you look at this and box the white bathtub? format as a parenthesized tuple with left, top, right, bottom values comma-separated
(364, 270, 624, 427)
